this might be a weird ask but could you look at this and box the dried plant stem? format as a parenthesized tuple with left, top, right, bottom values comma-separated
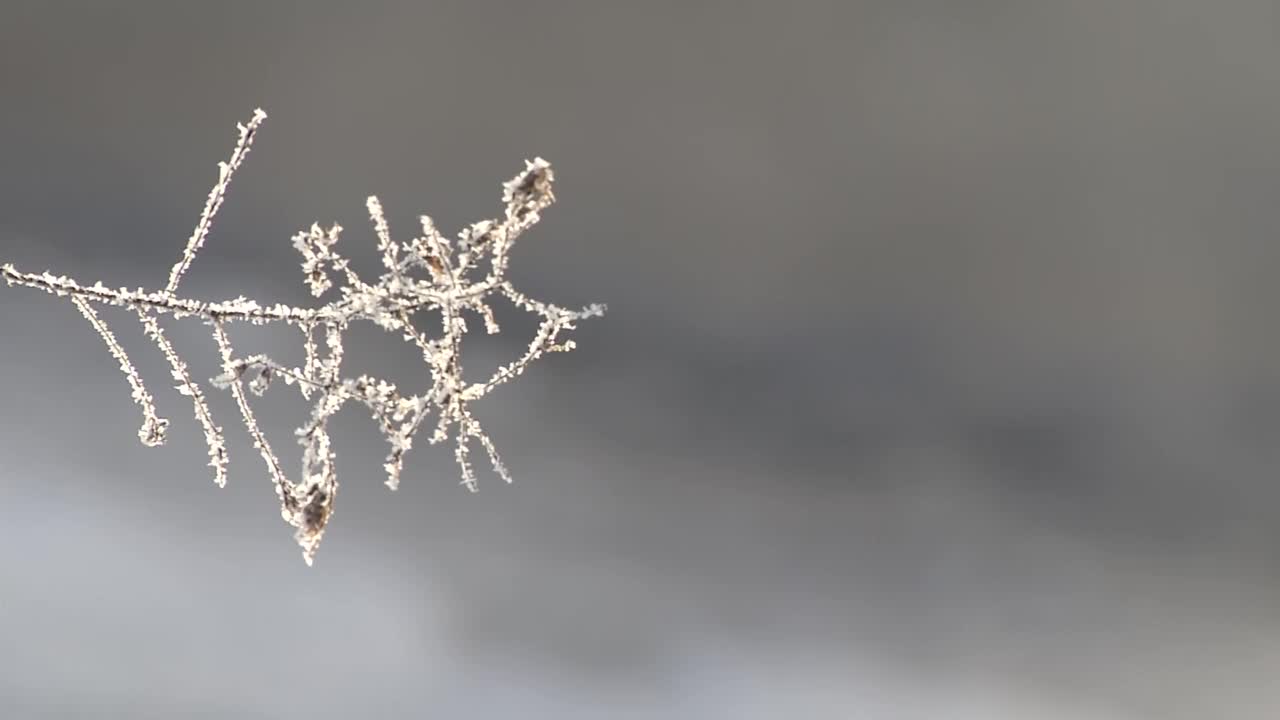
(71, 296, 169, 448)
(2, 110, 604, 564)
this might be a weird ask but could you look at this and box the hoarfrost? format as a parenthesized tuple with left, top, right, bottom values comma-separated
(1, 109, 604, 564)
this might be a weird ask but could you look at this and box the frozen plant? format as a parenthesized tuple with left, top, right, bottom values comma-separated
(2, 109, 604, 564)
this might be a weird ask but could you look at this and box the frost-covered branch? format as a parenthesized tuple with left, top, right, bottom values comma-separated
(70, 296, 169, 448)
(2, 109, 604, 564)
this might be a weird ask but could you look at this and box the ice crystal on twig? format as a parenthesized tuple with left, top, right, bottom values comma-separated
(2, 109, 604, 564)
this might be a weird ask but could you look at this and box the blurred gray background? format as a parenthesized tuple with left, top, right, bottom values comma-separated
(3, 2, 1280, 718)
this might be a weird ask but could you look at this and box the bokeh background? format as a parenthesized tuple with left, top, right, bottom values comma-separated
(3, 2, 1280, 718)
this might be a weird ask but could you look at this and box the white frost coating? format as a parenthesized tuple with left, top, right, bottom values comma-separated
(163, 108, 267, 298)
(139, 311, 228, 487)
(71, 296, 169, 448)
(1, 109, 604, 564)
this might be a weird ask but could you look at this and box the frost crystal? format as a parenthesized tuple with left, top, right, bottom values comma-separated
(2, 109, 604, 565)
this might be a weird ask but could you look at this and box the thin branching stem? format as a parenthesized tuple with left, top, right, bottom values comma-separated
(1, 110, 604, 563)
